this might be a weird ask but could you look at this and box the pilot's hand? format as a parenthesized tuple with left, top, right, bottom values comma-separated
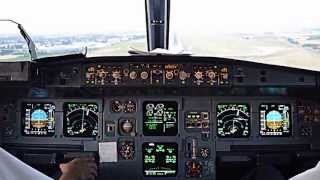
(59, 157, 97, 180)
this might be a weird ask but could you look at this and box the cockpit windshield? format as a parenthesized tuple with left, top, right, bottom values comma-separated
(170, 0, 320, 70)
(1, 0, 320, 71)
(0, 0, 147, 60)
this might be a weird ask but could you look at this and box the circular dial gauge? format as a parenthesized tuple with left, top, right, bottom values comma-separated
(63, 103, 99, 137)
(119, 141, 135, 160)
(217, 104, 250, 137)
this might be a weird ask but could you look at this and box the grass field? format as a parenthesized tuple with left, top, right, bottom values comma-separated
(88, 39, 147, 57)
(2, 33, 320, 72)
(179, 33, 320, 71)
(87, 33, 320, 71)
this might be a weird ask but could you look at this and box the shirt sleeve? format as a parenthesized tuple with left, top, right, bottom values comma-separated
(290, 161, 320, 180)
(0, 147, 53, 180)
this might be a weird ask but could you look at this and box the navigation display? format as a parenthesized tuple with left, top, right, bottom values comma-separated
(217, 103, 250, 138)
(22, 102, 55, 136)
(143, 142, 178, 177)
(143, 101, 178, 136)
(260, 104, 291, 136)
(63, 103, 99, 137)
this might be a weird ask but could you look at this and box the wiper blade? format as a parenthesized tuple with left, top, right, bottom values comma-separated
(0, 19, 37, 60)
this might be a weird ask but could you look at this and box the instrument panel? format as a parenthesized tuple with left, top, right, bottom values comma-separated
(2, 56, 320, 180)
(4, 96, 319, 180)
(18, 100, 297, 139)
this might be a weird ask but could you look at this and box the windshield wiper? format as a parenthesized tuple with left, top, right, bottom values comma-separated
(0, 19, 37, 60)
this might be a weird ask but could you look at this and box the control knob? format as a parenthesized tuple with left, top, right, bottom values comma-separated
(165, 71, 174, 80)
(194, 71, 203, 80)
(129, 71, 137, 80)
(121, 120, 133, 134)
(111, 100, 123, 113)
(124, 101, 136, 113)
(140, 71, 149, 80)
(119, 141, 135, 160)
(200, 148, 210, 159)
(179, 71, 188, 81)
(207, 70, 216, 79)
(186, 161, 202, 178)
(112, 70, 121, 79)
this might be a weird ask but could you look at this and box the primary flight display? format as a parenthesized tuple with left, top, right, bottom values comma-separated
(22, 102, 55, 136)
(259, 104, 291, 136)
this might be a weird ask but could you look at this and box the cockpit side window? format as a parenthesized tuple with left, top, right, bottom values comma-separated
(0, 21, 31, 61)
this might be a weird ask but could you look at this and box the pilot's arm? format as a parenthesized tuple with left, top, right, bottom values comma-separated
(59, 157, 98, 180)
(0, 147, 98, 180)
(1, 120, 97, 180)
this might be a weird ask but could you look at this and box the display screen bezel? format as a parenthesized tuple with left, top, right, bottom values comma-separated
(143, 101, 178, 136)
(21, 102, 56, 137)
(63, 102, 99, 137)
(143, 142, 178, 177)
(259, 103, 292, 137)
(216, 103, 251, 138)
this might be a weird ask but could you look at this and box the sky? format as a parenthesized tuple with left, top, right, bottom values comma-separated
(170, 0, 320, 34)
(0, 0, 146, 34)
(1, 0, 320, 35)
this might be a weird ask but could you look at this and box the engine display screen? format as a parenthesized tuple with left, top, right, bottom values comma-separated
(22, 102, 55, 136)
(143, 101, 178, 136)
(260, 104, 291, 136)
(143, 142, 178, 177)
(217, 103, 250, 138)
(63, 103, 99, 137)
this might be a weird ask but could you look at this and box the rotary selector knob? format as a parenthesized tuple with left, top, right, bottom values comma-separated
(179, 71, 188, 81)
(111, 100, 123, 112)
(207, 70, 216, 79)
(140, 71, 149, 80)
(124, 101, 136, 113)
(112, 70, 121, 79)
(200, 148, 210, 159)
(119, 141, 135, 160)
(165, 71, 174, 80)
(129, 71, 137, 80)
(121, 120, 133, 134)
(194, 71, 203, 80)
